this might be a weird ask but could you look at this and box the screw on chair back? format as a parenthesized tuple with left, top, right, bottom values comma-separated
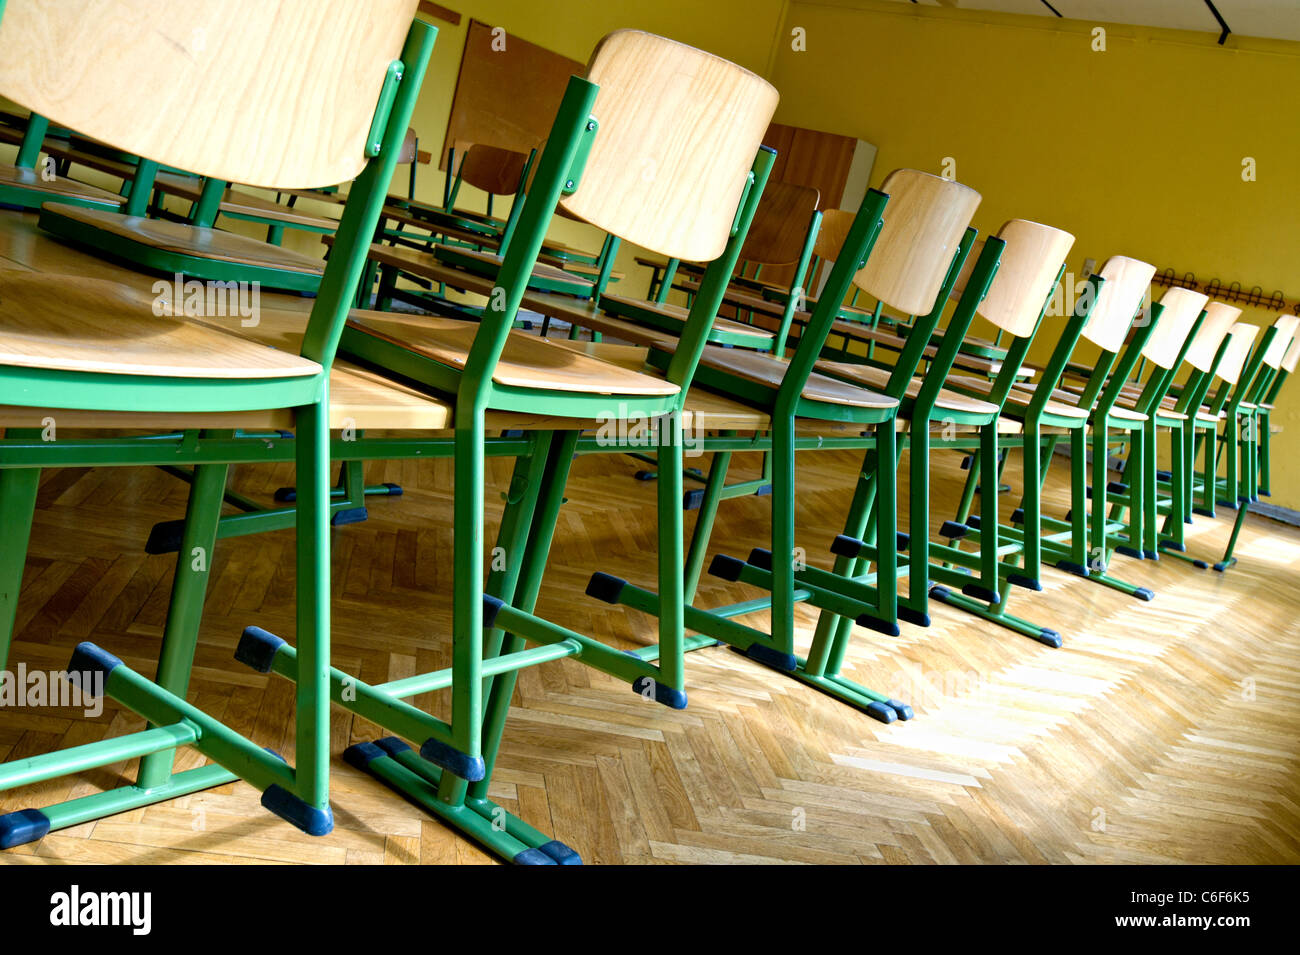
(975, 220, 1074, 338)
(558, 30, 778, 263)
(738, 181, 820, 266)
(458, 144, 530, 196)
(1216, 323, 1261, 385)
(1142, 286, 1211, 370)
(1079, 256, 1155, 354)
(1183, 302, 1243, 373)
(0, 0, 420, 190)
(850, 170, 982, 317)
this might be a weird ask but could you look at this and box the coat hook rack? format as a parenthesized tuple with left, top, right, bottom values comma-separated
(1153, 267, 1298, 315)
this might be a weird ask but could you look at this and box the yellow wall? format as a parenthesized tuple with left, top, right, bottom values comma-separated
(766, 0, 1300, 507)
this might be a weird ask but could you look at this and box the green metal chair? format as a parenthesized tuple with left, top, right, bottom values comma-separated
(1257, 334, 1300, 497)
(225, 30, 783, 863)
(1150, 301, 1242, 558)
(1180, 315, 1298, 571)
(0, 0, 435, 844)
(591, 170, 996, 722)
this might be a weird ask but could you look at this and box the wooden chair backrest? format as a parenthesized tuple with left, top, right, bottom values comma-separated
(0, 0, 420, 189)
(851, 169, 981, 316)
(1080, 256, 1155, 353)
(559, 30, 778, 262)
(739, 180, 819, 265)
(1217, 323, 1260, 385)
(459, 143, 529, 196)
(976, 220, 1074, 338)
(1283, 335, 1300, 375)
(813, 208, 856, 261)
(1183, 302, 1242, 373)
(1143, 286, 1210, 370)
(1261, 315, 1300, 369)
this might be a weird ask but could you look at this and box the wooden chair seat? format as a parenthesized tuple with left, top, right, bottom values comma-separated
(816, 358, 999, 417)
(0, 163, 123, 206)
(555, 340, 892, 436)
(597, 292, 774, 348)
(345, 311, 679, 396)
(434, 246, 595, 290)
(39, 205, 325, 273)
(1011, 381, 1148, 424)
(153, 172, 338, 230)
(0, 270, 321, 379)
(946, 373, 1091, 423)
(685, 343, 897, 411)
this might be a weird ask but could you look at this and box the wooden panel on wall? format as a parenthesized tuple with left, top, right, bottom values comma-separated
(441, 20, 583, 170)
(763, 122, 875, 213)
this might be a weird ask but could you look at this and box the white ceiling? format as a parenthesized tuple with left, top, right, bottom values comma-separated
(868, 0, 1300, 43)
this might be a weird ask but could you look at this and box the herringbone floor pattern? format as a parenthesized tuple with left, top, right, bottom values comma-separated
(1, 441, 1297, 865)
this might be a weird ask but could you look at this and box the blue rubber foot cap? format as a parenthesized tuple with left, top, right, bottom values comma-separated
(419, 738, 486, 782)
(830, 535, 864, 559)
(1037, 629, 1063, 649)
(343, 741, 387, 770)
(482, 594, 504, 629)
(331, 506, 368, 527)
(896, 532, 910, 550)
(632, 676, 687, 710)
(514, 848, 558, 865)
(376, 737, 411, 757)
(754, 484, 772, 498)
(961, 583, 999, 604)
(0, 808, 51, 849)
(1134, 588, 1155, 602)
(273, 486, 296, 503)
(865, 701, 897, 724)
(381, 482, 403, 496)
(744, 642, 797, 672)
(1115, 545, 1143, 559)
(682, 488, 705, 510)
(897, 607, 930, 628)
(1143, 550, 1159, 561)
(939, 521, 968, 539)
(1009, 508, 1025, 525)
(67, 642, 121, 693)
(538, 840, 582, 865)
(747, 547, 773, 571)
(261, 785, 333, 837)
(967, 515, 981, 530)
(856, 614, 901, 637)
(1159, 539, 1185, 553)
(1055, 560, 1089, 578)
(1193, 559, 1209, 569)
(1107, 481, 1128, 495)
(929, 585, 951, 599)
(708, 554, 746, 582)
(585, 572, 626, 605)
(885, 699, 914, 721)
(1006, 573, 1042, 592)
(1193, 507, 1215, 518)
(235, 626, 285, 673)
